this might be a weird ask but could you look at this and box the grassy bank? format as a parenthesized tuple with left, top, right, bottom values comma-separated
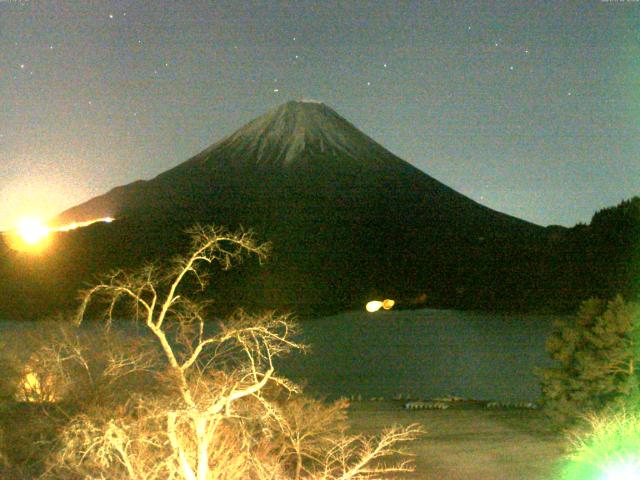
(348, 400, 566, 480)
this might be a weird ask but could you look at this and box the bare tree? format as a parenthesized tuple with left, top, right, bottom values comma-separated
(43, 225, 420, 480)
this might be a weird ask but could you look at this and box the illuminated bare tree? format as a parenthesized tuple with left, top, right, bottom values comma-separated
(44, 225, 419, 480)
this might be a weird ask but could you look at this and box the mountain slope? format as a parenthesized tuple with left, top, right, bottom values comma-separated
(56, 101, 536, 233)
(8, 101, 551, 317)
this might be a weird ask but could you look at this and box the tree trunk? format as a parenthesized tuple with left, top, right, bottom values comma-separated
(196, 417, 210, 480)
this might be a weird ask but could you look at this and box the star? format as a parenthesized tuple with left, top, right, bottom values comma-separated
(20, 64, 25, 69)
(509, 65, 514, 71)
(383, 63, 387, 68)
(109, 14, 114, 19)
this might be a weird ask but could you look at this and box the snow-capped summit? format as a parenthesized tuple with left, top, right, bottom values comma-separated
(172, 100, 406, 170)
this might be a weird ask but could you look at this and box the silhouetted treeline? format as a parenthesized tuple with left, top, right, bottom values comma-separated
(540, 196, 640, 311)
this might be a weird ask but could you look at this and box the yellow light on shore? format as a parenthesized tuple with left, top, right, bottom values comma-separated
(365, 299, 395, 313)
(366, 301, 384, 313)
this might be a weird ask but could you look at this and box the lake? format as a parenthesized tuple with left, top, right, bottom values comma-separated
(278, 308, 559, 402)
(1, 308, 560, 402)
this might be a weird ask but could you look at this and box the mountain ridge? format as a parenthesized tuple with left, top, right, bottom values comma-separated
(56, 101, 539, 234)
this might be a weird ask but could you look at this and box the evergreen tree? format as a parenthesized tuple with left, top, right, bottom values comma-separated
(540, 296, 640, 425)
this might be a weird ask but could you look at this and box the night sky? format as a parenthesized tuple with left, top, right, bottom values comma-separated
(1, 0, 638, 230)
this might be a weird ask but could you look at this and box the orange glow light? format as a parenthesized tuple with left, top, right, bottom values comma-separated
(55, 217, 114, 232)
(3, 216, 115, 253)
(365, 299, 396, 313)
(17, 218, 50, 245)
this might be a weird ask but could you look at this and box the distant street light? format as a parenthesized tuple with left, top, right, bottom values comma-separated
(365, 299, 395, 313)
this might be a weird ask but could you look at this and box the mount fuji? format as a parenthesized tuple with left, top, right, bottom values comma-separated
(3, 101, 552, 317)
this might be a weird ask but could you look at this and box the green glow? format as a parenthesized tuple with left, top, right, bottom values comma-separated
(560, 411, 640, 480)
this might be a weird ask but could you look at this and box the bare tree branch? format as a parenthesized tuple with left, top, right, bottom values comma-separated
(39, 225, 419, 480)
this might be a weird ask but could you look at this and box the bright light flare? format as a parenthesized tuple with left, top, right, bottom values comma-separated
(16, 218, 50, 245)
(366, 301, 384, 313)
(365, 299, 395, 313)
(3, 216, 115, 253)
(603, 460, 640, 480)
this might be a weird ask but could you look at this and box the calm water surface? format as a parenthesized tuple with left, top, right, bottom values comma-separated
(278, 309, 558, 402)
(1, 308, 559, 402)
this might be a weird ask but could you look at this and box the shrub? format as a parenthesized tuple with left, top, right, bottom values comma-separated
(540, 296, 640, 425)
(0, 342, 20, 402)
